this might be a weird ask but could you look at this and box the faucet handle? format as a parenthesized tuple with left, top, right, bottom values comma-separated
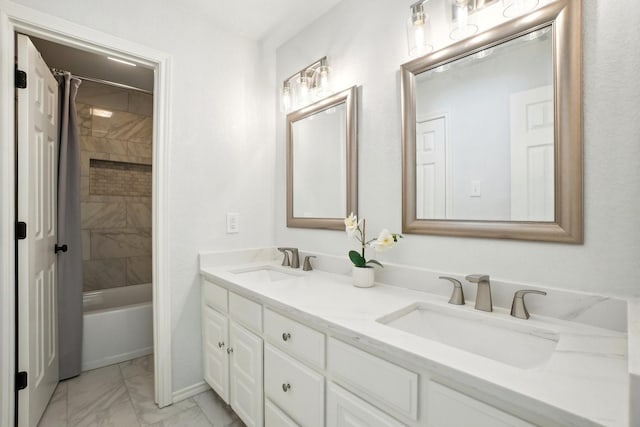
(439, 276, 465, 305)
(303, 255, 316, 271)
(277, 248, 290, 266)
(465, 274, 490, 283)
(511, 290, 547, 319)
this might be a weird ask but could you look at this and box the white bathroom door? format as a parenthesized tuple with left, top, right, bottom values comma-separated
(16, 34, 60, 427)
(416, 116, 447, 219)
(510, 86, 555, 221)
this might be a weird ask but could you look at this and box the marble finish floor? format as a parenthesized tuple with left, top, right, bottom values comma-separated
(38, 355, 245, 427)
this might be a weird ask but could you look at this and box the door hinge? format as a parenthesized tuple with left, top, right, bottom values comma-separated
(15, 68, 27, 89)
(16, 371, 27, 390)
(15, 222, 27, 240)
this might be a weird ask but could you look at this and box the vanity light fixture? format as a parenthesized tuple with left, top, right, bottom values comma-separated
(281, 57, 332, 114)
(503, 0, 539, 18)
(449, 0, 479, 41)
(407, 0, 433, 58)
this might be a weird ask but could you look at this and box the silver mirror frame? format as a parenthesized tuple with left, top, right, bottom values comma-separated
(287, 86, 358, 230)
(401, 0, 582, 243)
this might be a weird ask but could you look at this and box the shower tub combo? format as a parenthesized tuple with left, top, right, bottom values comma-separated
(81, 282, 153, 371)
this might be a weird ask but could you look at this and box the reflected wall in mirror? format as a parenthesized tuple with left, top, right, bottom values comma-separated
(402, 0, 582, 242)
(287, 86, 357, 230)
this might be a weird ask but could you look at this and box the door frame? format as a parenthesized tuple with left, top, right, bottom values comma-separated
(0, 2, 174, 425)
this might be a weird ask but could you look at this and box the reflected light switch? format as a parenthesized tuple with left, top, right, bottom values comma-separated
(471, 181, 481, 197)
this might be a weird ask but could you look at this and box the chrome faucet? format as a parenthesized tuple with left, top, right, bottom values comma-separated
(277, 248, 290, 266)
(511, 290, 547, 319)
(439, 276, 465, 305)
(465, 274, 492, 312)
(278, 248, 300, 269)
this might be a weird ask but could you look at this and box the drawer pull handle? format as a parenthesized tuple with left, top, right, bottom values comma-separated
(282, 383, 291, 392)
(282, 332, 291, 341)
(218, 341, 225, 348)
(227, 347, 233, 354)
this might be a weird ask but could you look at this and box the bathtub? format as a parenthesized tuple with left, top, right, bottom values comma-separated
(82, 283, 153, 371)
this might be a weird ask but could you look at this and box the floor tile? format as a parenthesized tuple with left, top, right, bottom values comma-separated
(124, 372, 196, 425)
(144, 405, 212, 427)
(38, 382, 68, 427)
(119, 354, 154, 379)
(192, 390, 241, 427)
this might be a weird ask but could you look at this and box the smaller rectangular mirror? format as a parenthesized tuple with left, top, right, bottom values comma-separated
(287, 86, 357, 230)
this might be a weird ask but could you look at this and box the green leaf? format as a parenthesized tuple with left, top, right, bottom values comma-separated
(366, 259, 384, 268)
(348, 250, 366, 267)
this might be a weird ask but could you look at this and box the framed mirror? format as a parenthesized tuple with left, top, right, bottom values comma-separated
(401, 0, 582, 242)
(287, 86, 357, 230)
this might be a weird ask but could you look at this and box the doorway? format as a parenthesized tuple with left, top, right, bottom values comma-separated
(0, 6, 173, 427)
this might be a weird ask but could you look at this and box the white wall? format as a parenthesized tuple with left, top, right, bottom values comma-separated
(10, 0, 274, 391)
(274, 0, 640, 298)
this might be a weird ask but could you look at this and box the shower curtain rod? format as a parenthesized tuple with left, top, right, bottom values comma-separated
(50, 68, 153, 95)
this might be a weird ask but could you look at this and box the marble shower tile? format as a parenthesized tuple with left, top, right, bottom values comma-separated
(145, 406, 212, 427)
(126, 256, 152, 285)
(81, 202, 127, 229)
(81, 136, 129, 156)
(124, 373, 196, 425)
(128, 91, 153, 117)
(119, 354, 154, 379)
(127, 202, 152, 227)
(66, 365, 130, 427)
(128, 140, 152, 159)
(92, 110, 153, 143)
(38, 381, 68, 427)
(81, 230, 91, 261)
(192, 390, 241, 426)
(77, 81, 129, 112)
(91, 229, 151, 259)
(83, 258, 126, 291)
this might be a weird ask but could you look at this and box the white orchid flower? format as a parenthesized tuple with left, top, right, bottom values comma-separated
(344, 212, 360, 236)
(372, 229, 396, 251)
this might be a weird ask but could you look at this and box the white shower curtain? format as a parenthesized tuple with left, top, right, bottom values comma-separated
(56, 72, 83, 380)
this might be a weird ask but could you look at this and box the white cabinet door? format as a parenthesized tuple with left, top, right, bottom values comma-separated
(265, 399, 299, 427)
(202, 305, 229, 403)
(327, 382, 406, 427)
(229, 320, 263, 427)
(427, 382, 534, 427)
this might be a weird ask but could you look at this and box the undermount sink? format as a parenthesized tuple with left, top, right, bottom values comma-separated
(377, 302, 559, 369)
(230, 266, 302, 282)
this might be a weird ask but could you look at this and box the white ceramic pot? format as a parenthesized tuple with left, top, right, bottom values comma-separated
(352, 266, 375, 288)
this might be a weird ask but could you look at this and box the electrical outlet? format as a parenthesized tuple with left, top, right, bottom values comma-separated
(226, 213, 239, 233)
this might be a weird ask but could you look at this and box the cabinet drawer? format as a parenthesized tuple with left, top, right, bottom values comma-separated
(327, 382, 406, 427)
(265, 399, 299, 427)
(202, 278, 228, 312)
(229, 292, 262, 333)
(327, 337, 418, 420)
(264, 308, 325, 369)
(427, 382, 535, 427)
(265, 344, 324, 427)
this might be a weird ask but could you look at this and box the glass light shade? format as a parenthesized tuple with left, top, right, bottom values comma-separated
(281, 83, 292, 113)
(503, 0, 539, 18)
(313, 64, 332, 99)
(407, 5, 433, 57)
(449, 0, 478, 41)
(297, 74, 311, 107)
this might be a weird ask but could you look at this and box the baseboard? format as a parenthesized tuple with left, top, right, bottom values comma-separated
(172, 381, 210, 403)
(81, 346, 153, 372)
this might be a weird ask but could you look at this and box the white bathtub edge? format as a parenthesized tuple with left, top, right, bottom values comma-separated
(81, 346, 153, 372)
(172, 381, 211, 403)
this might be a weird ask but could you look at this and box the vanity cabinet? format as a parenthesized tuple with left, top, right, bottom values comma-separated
(201, 280, 263, 427)
(327, 382, 406, 427)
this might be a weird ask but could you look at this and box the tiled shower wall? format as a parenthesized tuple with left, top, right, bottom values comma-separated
(77, 81, 153, 292)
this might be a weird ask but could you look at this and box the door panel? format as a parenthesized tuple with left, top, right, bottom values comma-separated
(202, 305, 229, 403)
(416, 116, 447, 219)
(17, 34, 59, 427)
(229, 320, 263, 427)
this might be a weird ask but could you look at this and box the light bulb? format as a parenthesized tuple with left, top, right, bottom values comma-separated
(298, 75, 310, 106)
(281, 84, 291, 113)
(407, 1, 433, 57)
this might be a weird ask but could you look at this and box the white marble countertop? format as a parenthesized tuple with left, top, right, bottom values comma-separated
(199, 253, 629, 426)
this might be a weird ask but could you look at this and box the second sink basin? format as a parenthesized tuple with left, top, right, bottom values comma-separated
(230, 265, 303, 282)
(377, 302, 559, 369)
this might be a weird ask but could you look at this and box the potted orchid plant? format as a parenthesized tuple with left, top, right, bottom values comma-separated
(344, 213, 402, 287)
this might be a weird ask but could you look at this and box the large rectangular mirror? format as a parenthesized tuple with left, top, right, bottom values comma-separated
(402, 0, 582, 242)
(287, 86, 357, 230)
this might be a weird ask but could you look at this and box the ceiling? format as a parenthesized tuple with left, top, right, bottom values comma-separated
(30, 0, 343, 93)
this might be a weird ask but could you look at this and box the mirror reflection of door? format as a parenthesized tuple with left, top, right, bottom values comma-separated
(509, 85, 554, 221)
(416, 115, 448, 219)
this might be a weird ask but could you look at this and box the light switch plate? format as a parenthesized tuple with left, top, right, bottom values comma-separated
(226, 212, 239, 233)
(471, 180, 481, 197)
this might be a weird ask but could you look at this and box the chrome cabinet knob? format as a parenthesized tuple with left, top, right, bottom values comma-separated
(282, 332, 291, 342)
(282, 383, 291, 392)
(226, 347, 233, 354)
(218, 341, 225, 348)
